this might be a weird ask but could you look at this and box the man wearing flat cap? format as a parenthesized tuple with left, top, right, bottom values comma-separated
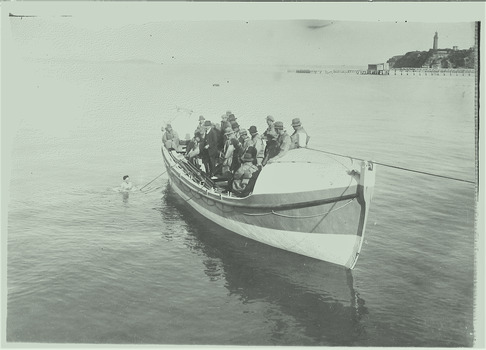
(289, 118, 310, 149)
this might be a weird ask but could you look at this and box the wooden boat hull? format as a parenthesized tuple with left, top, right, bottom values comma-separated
(162, 146, 375, 269)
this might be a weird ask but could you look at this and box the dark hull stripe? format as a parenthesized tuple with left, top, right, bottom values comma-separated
(166, 161, 363, 235)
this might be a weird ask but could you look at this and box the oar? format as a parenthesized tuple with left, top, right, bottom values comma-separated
(139, 169, 168, 191)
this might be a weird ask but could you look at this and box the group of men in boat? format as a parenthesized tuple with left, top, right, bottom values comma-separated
(161, 111, 310, 196)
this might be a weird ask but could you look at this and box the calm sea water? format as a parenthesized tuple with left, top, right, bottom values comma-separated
(6, 60, 476, 346)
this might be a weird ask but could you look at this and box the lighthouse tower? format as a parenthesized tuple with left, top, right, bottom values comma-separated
(433, 32, 438, 51)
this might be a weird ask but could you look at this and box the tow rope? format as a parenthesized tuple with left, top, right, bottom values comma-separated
(307, 147, 476, 185)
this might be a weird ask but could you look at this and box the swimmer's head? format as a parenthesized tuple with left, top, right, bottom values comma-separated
(123, 175, 129, 181)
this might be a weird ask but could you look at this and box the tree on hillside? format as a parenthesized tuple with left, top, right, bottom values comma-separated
(448, 50, 466, 68)
(392, 51, 433, 68)
(388, 48, 475, 69)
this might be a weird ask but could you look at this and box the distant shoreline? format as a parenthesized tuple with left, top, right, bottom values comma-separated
(288, 67, 475, 76)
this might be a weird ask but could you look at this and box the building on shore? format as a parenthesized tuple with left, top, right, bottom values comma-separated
(367, 63, 389, 74)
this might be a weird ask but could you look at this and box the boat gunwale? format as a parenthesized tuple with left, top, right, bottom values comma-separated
(163, 147, 360, 211)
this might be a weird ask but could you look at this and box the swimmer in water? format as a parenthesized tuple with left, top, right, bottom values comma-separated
(120, 175, 134, 191)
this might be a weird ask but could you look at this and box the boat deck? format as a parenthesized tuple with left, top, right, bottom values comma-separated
(165, 147, 360, 201)
(253, 148, 359, 195)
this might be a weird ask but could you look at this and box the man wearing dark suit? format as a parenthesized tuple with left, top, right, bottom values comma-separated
(202, 120, 220, 176)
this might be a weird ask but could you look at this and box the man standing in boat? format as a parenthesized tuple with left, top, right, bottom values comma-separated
(202, 120, 220, 176)
(239, 129, 251, 153)
(263, 115, 275, 138)
(248, 125, 265, 166)
(289, 118, 310, 149)
(218, 114, 231, 149)
(227, 113, 237, 124)
(196, 115, 206, 135)
(262, 130, 279, 166)
(220, 113, 231, 131)
(230, 121, 240, 140)
(267, 121, 291, 164)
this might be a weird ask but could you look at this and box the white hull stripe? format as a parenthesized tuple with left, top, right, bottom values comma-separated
(170, 180, 361, 268)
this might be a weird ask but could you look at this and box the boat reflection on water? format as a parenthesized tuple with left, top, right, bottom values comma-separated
(161, 186, 369, 345)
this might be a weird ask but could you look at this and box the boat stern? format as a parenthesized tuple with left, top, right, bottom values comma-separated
(348, 160, 376, 269)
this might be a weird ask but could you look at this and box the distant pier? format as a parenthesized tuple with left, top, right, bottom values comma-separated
(289, 69, 368, 74)
(388, 68, 475, 76)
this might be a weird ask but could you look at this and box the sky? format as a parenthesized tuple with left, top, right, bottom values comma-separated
(3, 2, 480, 67)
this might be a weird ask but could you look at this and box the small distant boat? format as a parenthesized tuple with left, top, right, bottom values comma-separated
(212, 83, 220, 87)
(161, 145, 376, 269)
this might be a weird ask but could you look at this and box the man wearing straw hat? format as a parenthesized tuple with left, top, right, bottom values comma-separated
(267, 121, 291, 164)
(248, 125, 265, 166)
(162, 124, 180, 150)
(289, 118, 310, 149)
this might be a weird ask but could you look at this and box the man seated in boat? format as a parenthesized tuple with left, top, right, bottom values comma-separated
(231, 152, 260, 197)
(266, 121, 291, 164)
(289, 118, 310, 149)
(185, 131, 203, 168)
(162, 124, 180, 150)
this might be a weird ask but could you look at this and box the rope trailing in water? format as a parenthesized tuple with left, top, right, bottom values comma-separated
(307, 147, 476, 185)
(139, 168, 170, 191)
